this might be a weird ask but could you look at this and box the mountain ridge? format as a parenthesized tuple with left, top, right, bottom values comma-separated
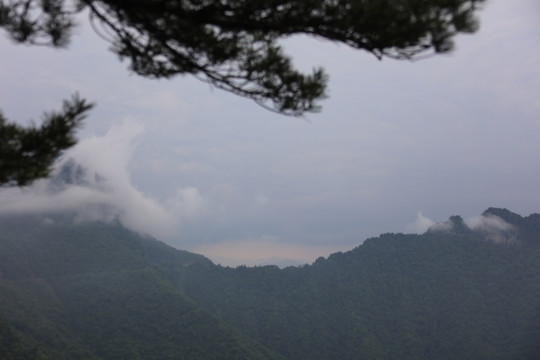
(0, 208, 539, 359)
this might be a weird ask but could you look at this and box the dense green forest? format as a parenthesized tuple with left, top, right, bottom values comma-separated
(0, 208, 539, 359)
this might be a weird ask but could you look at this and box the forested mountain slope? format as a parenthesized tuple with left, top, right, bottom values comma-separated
(0, 215, 281, 360)
(0, 209, 539, 359)
(182, 231, 540, 359)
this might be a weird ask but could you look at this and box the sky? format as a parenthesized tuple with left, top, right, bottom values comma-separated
(1, 0, 539, 266)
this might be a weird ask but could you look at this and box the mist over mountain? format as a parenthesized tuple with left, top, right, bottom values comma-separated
(0, 208, 539, 359)
(0, 129, 207, 245)
(47, 158, 107, 191)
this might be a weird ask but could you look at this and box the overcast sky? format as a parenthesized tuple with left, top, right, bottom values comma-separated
(1, 0, 539, 266)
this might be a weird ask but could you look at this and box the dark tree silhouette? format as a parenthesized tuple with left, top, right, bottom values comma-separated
(0, 95, 94, 186)
(0, 0, 485, 185)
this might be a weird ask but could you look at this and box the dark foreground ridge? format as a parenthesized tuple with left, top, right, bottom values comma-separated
(1, 208, 539, 360)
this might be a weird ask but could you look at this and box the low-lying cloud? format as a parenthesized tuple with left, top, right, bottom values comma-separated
(404, 212, 435, 234)
(405, 211, 514, 235)
(0, 120, 206, 240)
(465, 214, 514, 232)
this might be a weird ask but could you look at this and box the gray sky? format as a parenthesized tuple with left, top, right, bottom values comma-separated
(1, 0, 539, 266)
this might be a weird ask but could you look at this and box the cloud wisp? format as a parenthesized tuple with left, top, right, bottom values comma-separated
(465, 215, 514, 232)
(404, 212, 436, 234)
(405, 212, 514, 235)
(0, 121, 206, 240)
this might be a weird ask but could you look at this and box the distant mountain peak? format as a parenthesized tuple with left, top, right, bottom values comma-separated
(426, 215, 472, 235)
(48, 158, 107, 192)
(428, 210, 511, 244)
(482, 207, 523, 226)
(426, 208, 540, 247)
(448, 215, 470, 234)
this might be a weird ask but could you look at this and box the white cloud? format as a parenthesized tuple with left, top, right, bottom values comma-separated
(465, 214, 513, 232)
(405, 212, 515, 235)
(0, 120, 207, 240)
(428, 220, 455, 233)
(405, 212, 435, 234)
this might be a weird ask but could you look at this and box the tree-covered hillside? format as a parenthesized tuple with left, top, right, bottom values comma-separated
(0, 209, 539, 359)
(182, 231, 540, 359)
(0, 215, 280, 360)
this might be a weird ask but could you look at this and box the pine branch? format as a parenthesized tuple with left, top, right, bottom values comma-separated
(0, 94, 94, 186)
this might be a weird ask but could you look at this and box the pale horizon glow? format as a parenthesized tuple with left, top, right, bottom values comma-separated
(193, 237, 351, 267)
